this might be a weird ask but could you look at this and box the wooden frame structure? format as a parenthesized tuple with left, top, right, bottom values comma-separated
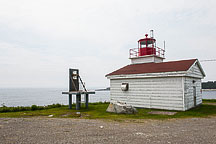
(62, 68, 95, 110)
(62, 91, 95, 110)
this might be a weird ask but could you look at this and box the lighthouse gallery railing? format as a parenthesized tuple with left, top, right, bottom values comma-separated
(129, 47, 165, 58)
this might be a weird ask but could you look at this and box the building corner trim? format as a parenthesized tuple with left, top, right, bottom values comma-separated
(182, 77, 185, 111)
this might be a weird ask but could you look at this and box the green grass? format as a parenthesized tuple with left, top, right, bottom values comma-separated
(203, 99, 216, 103)
(0, 103, 63, 112)
(0, 100, 216, 121)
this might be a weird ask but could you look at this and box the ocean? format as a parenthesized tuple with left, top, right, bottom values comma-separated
(0, 88, 110, 107)
(0, 88, 215, 107)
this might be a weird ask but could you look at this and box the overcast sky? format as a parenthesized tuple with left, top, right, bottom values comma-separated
(0, 0, 216, 88)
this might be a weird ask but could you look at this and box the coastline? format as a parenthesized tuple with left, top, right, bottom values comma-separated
(202, 89, 216, 91)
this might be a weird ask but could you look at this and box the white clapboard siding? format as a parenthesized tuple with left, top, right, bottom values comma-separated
(110, 77, 184, 111)
(108, 60, 205, 111)
(184, 77, 202, 110)
(186, 63, 204, 78)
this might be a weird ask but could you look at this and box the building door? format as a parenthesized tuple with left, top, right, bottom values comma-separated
(193, 86, 196, 106)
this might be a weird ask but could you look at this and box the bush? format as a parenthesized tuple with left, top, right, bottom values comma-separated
(31, 105, 38, 111)
(46, 103, 62, 109)
(0, 107, 10, 112)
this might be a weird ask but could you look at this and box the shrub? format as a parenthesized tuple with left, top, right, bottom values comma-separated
(31, 105, 38, 111)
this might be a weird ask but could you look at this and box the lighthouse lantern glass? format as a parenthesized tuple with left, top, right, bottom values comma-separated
(140, 40, 155, 48)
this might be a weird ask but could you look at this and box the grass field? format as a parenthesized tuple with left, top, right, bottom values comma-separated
(0, 100, 216, 120)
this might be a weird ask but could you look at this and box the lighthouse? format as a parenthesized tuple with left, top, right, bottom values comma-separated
(106, 30, 206, 111)
(129, 30, 165, 64)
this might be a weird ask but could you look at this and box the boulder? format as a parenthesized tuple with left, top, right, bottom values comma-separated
(106, 102, 137, 114)
(106, 103, 115, 113)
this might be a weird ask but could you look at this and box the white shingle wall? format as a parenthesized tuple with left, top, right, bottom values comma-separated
(186, 63, 204, 78)
(108, 61, 204, 111)
(184, 63, 203, 110)
(184, 77, 202, 110)
(110, 77, 184, 111)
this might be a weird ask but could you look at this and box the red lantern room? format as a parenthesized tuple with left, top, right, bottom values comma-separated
(129, 30, 165, 64)
(138, 34, 156, 56)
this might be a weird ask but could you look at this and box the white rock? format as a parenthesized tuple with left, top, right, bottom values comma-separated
(99, 126, 104, 129)
(48, 115, 53, 117)
(106, 102, 137, 114)
(76, 112, 81, 115)
(136, 132, 144, 135)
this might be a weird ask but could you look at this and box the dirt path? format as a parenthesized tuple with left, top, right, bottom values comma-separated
(0, 117, 216, 144)
(203, 102, 216, 105)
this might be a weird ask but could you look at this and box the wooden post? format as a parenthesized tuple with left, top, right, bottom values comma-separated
(78, 94, 81, 109)
(85, 94, 89, 109)
(76, 93, 81, 110)
(69, 94, 72, 109)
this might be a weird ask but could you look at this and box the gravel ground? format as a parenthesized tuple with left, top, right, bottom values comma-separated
(0, 117, 216, 144)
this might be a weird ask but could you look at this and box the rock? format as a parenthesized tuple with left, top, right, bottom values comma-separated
(48, 115, 53, 117)
(76, 112, 81, 115)
(106, 102, 137, 114)
(135, 132, 144, 135)
(106, 103, 115, 113)
(99, 126, 104, 129)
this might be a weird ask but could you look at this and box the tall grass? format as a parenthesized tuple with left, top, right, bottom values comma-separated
(203, 99, 216, 103)
(0, 103, 64, 113)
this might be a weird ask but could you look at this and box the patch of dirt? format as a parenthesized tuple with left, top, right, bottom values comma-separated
(203, 103, 216, 105)
(61, 112, 89, 118)
(148, 111, 177, 115)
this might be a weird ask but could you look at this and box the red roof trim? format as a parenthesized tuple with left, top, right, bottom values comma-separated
(106, 59, 197, 76)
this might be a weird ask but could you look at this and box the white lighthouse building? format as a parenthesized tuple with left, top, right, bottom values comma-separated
(106, 31, 205, 111)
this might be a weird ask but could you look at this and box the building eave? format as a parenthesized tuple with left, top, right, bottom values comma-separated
(106, 71, 188, 80)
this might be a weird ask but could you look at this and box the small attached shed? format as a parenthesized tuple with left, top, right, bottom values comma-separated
(106, 59, 205, 111)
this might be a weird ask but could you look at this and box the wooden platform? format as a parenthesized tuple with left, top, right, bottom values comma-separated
(62, 91, 95, 95)
(62, 91, 95, 110)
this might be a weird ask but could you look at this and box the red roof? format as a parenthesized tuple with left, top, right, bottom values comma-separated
(106, 59, 197, 76)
